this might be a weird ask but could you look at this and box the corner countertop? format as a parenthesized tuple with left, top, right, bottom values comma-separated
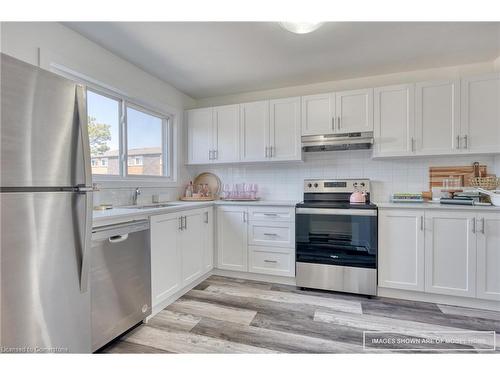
(93, 199, 298, 228)
(376, 201, 500, 211)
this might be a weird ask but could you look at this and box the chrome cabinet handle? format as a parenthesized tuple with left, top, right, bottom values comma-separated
(264, 260, 277, 263)
(179, 217, 183, 230)
(472, 217, 476, 233)
(204, 211, 209, 224)
(420, 216, 424, 231)
(332, 117, 335, 131)
(463, 135, 468, 149)
(183, 216, 187, 230)
(480, 217, 485, 234)
(338, 116, 341, 130)
(456, 135, 461, 149)
(242, 212, 246, 223)
(263, 233, 278, 236)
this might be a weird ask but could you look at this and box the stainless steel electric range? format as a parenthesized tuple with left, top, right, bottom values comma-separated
(295, 179, 378, 296)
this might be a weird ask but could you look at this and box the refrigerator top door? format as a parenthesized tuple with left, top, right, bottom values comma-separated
(1, 53, 90, 188)
(1, 191, 92, 353)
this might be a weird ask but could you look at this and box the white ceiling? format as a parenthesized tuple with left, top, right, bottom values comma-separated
(64, 22, 500, 99)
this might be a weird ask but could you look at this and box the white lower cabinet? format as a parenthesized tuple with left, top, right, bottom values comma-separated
(379, 208, 500, 302)
(216, 205, 296, 277)
(217, 206, 248, 272)
(476, 212, 500, 301)
(378, 209, 425, 291)
(248, 246, 294, 277)
(150, 212, 182, 308)
(424, 210, 476, 298)
(151, 207, 212, 309)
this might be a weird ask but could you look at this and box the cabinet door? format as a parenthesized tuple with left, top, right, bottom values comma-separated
(461, 73, 500, 154)
(150, 213, 181, 307)
(476, 212, 500, 301)
(240, 101, 270, 162)
(424, 210, 476, 297)
(217, 206, 248, 272)
(203, 208, 214, 272)
(187, 108, 213, 164)
(335, 88, 373, 133)
(213, 104, 240, 163)
(301, 93, 334, 136)
(270, 97, 302, 161)
(415, 80, 460, 155)
(180, 210, 204, 286)
(373, 84, 415, 157)
(378, 209, 425, 291)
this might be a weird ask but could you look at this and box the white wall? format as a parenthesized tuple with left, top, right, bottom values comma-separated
(190, 153, 497, 203)
(1, 22, 197, 205)
(195, 61, 498, 107)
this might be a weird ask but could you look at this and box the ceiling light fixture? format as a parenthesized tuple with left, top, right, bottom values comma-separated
(279, 22, 324, 34)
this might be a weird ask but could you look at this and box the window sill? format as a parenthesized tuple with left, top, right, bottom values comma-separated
(93, 177, 179, 189)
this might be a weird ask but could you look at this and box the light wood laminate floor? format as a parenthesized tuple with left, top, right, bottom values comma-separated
(99, 275, 500, 354)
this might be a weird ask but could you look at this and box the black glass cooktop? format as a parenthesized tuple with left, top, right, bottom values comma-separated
(296, 201, 378, 210)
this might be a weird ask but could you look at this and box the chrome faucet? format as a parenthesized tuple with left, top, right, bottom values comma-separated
(133, 187, 142, 205)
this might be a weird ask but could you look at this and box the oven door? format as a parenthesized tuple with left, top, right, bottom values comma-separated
(295, 207, 377, 269)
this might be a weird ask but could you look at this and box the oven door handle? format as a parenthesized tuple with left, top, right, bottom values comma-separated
(295, 208, 378, 216)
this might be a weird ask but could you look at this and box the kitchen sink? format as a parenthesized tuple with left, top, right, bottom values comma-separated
(121, 203, 180, 209)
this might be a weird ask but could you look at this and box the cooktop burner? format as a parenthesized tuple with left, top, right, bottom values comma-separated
(296, 201, 377, 209)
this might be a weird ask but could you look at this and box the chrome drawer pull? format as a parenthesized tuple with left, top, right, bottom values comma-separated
(263, 233, 278, 236)
(263, 213, 278, 216)
(264, 260, 278, 263)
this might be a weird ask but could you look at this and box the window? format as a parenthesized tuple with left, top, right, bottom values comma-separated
(87, 90, 120, 175)
(86, 89, 172, 180)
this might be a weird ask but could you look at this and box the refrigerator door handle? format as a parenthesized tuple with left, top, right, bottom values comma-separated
(76, 85, 92, 188)
(79, 191, 93, 293)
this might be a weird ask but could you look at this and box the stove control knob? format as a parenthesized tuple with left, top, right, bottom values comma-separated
(360, 182, 365, 187)
(307, 183, 312, 188)
(314, 183, 319, 188)
(353, 182, 358, 187)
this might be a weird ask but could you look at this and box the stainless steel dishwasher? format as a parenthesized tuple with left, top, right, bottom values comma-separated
(91, 219, 151, 352)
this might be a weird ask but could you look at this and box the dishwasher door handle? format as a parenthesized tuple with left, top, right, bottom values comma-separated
(109, 234, 129, 243)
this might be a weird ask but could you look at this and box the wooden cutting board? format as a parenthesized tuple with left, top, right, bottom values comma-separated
(429, 165, 488, 189)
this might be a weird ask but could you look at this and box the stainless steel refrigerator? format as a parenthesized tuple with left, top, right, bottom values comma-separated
(0, 53, 92, 353)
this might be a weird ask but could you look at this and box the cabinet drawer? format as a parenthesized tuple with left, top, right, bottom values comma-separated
(248, 206, 295, 222)
(248, 221, 294, 248)
(249, 246, 295, 277)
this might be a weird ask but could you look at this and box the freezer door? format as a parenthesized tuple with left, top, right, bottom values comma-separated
(0, 191, 91, 353)
(0, 53, 88, 188)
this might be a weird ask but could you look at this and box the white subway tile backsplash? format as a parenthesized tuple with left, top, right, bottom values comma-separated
(189, 152, 497, 202)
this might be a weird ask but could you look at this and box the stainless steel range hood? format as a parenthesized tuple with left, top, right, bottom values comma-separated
(302, 132, 373, 152)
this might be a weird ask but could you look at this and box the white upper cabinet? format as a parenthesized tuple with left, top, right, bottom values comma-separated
(373, 84, 415, 157)
(424, 210, 477, 298)
(378, 209, 425, 292)
(415, 80, 460, 155)
(240, 101, 270, 162)
(476, 212, 500, 301)
(335, 88, 374, 133)
(187, 108, 213, 164)
(301, 93, 334, 136)
(269, 97, 302, 161)
(461, 73, 500, 154)
(213, 104, 240, 163)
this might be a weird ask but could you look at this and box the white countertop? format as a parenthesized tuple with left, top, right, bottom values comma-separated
(93, 200, 298, 227)
(376, 201, 500, 211)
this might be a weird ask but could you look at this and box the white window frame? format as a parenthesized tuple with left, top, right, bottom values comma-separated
(85, 86, 175, 186)
(47, 62, 179, 188)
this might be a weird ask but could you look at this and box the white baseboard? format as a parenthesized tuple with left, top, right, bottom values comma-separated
(147, 270, 214, 321)
(212, 268, 296, 286)
(378, 287, 500, 311)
